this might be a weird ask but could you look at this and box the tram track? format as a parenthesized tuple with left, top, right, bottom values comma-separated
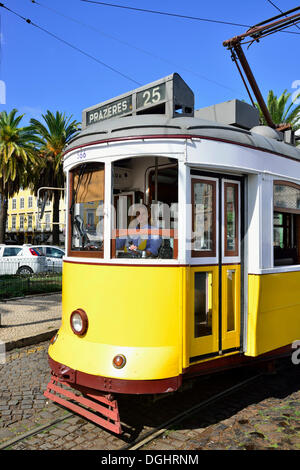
(121, 372, 263, 450)
(0, 370, 263, 450)
(0, 412, 74, 450)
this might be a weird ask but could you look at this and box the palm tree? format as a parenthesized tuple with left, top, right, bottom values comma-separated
(30, 111, 80, 245)
(256, 89, 300, 131)
(0, 109, 39, 243)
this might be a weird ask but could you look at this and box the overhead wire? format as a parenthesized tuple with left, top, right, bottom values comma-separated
(0, 2, 142, 86)
(241, 18, 300, 48)
(80, 0, 300, 35)
(80, 0, 251, 28)
(3, 0, 298, 100)
(30, 0, 237, 92)
(266, 0, 300, 31)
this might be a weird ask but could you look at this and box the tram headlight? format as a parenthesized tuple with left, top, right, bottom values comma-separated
(70, 309, 88, 336)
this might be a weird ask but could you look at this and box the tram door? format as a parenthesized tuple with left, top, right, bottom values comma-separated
(189, 175, 242, 363)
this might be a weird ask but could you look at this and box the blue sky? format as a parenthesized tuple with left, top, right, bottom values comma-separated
(1, 0, 300, 125)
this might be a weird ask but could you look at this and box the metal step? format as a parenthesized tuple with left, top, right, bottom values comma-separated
(44, 375, 122, 434)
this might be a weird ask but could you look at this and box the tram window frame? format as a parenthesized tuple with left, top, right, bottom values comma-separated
(224, 182, 239, 258)
(191, 178, 217, 258)
(111, 158, 178, 260)
(273, 181, 300, 267)
(68, 163, 105, 258)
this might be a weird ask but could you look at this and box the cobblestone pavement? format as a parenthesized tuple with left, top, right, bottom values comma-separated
(0, 293, 61, 348)
(0, 340, 299, 450)
(141, 362, 300, 451)
(0, 342, 124, 450)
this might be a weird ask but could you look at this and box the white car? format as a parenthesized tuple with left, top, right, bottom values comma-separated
(34, 245, 64, 273)
(0, 245, 47, 275)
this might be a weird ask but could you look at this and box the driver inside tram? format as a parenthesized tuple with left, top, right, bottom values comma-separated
(116, 204, 162, 257)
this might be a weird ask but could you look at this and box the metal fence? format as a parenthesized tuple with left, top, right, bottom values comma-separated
(0, 272, 62, 300)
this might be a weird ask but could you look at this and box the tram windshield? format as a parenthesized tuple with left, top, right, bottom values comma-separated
(112, 156, 178, 259)
(70, 162, 104, 254)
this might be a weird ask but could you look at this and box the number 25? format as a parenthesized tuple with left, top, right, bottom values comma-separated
(143, 87, 161, 106)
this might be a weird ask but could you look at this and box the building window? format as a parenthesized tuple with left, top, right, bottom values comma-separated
(28, 196, 33, 208)
(28, 215, 33, 230)
(19, 215, 24, 230)
(12, 215, 16, 229)
(45, 213, 51, 231)
(20, 198, 24, 209)
(12, 199, 16, 210)
(273, 181, 300, 266)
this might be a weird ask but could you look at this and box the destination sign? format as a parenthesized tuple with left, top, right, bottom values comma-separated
(86, 95, 132, 126)
(136, 83, 166, 110)
(83, 74, 194, 127)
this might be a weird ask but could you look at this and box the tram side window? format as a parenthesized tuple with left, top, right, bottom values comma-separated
(273, 182, 300, 266)
(111, 157, 178, 259)
(191, 179, 216, 258)
(69, 162, 104, 256)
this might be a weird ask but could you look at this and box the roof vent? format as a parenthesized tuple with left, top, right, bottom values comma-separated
(195, 99, 260, 130)
(251, 125, 282, 141)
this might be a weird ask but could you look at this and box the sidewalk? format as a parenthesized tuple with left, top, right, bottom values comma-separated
(0, 293, 61, 351)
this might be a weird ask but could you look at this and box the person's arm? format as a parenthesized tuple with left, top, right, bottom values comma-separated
(116, 238, 126, 250)
(146, 237, 162, 256)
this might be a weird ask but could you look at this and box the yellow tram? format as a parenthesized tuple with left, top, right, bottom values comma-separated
(45, 74, 300, 433)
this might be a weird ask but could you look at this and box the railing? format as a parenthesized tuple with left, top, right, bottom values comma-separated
(0, 272, 62, 300)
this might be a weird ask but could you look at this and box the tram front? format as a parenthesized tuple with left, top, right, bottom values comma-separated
(44, 74, 194, 434)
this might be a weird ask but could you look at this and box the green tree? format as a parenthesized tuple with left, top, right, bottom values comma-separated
(30, 111, 80, 245)
(256, 89, 300, 131)
(0, 109, 39, 243)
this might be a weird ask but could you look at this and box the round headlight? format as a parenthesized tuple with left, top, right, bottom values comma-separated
(70, 309, 88, 336)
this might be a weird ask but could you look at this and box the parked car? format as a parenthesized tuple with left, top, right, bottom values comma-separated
(34, 245, 64, 273)
(4, 238, 19, 245)
(0, 245, 47, 275)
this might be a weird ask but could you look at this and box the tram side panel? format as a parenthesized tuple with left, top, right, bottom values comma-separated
(246, 271, 300, 356)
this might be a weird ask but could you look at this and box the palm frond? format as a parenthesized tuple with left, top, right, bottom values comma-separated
(256, 89, 300, 130)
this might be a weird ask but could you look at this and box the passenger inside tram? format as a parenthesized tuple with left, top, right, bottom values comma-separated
(69, 157, 178, 258)
(115, 204, 162, 258)
(113, 156, 178, 259)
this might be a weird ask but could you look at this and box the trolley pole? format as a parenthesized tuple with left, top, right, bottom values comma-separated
(223, 6, 300, 131)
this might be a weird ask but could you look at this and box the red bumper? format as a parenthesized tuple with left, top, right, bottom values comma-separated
(48, 355, 182, 395)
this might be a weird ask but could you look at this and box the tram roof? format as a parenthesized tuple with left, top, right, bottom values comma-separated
(65, 114, 300, 161)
